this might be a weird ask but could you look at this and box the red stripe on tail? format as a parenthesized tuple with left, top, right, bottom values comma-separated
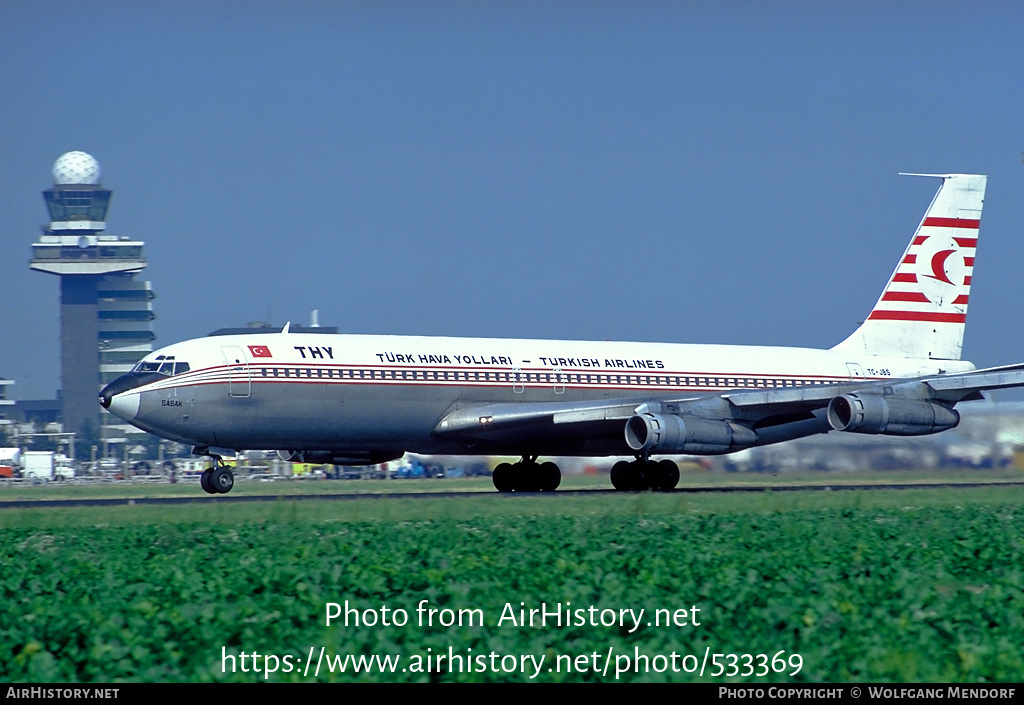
(922, 217, 980, 229)
(881, 291, 931, 303)
(868, 310, 967, 323)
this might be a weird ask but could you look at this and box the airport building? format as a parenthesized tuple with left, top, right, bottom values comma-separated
(29, 152, 156, 446)
(0, 378, 13, 435)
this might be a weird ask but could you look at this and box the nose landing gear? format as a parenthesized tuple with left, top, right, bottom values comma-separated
(194, 447, 235, 495)
(199, 464, 235, 494)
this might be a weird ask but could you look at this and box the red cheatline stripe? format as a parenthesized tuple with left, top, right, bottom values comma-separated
(953, 294, 969, 305)
(901, 254, 917, 264)
(868, 310, 966, 323)
(882, 291, 930, 303)
(922, 217, 980, 229)
(892, 273, 918, 283)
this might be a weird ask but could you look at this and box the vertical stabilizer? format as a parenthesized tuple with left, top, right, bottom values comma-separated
(831, 173, 986, 360)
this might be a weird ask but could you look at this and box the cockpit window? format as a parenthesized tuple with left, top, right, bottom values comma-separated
(132, 359, 190, 376)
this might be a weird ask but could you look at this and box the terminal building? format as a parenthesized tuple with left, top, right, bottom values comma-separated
(29, 152, 156, 446)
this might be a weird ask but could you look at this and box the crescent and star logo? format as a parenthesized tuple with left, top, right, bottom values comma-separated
(926, 249, 957, 285)
(915, 236, 970, 305)
(248, 345, 273, 358)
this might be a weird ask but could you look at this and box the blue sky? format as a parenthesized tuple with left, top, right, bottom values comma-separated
(2, 2, 1023, 400)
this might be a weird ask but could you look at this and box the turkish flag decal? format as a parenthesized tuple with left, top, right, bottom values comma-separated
(248, 345, 272, 358)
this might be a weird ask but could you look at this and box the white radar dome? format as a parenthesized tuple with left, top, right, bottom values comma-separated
(52, 151, 102, 185)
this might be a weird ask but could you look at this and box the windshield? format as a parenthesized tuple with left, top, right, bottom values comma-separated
(131, 356, 190, 376)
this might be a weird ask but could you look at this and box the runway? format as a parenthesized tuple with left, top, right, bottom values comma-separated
(4, 480, 1024, 509)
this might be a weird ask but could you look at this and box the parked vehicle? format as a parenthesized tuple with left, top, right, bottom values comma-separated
(0, 448, 21, 478)
(21, 451, 75, 480)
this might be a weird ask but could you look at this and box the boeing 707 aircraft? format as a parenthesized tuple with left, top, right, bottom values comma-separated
(100, 173, 1024, 494)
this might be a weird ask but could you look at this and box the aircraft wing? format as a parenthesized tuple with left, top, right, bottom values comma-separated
(432, 363, 1024, 450)
(720, 364, 1024, 409)
(921, 362, 1024, 399)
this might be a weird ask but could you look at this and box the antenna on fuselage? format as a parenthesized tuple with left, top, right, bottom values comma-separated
(281, 322, 291, 334)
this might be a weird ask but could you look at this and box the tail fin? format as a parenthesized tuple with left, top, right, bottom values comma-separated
(832, 173, 986, 361)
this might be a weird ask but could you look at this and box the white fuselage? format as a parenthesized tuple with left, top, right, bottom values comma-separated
(106, 331, 974, 457)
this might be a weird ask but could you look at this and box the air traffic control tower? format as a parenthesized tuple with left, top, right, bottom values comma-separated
(30, 152, 156, 444)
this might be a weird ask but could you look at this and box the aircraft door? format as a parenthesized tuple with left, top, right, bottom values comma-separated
(846, 363, 865, 381)
(553, 367, 565, 395)
(221, 346, 252, 398)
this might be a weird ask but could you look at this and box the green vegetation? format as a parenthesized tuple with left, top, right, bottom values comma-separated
(2, 483, 1023, 682)
(2, 466, 1019, 503)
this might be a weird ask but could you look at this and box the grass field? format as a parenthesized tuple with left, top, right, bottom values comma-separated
(2, 465, 1021, 503)
(3, 473, 1023, 682)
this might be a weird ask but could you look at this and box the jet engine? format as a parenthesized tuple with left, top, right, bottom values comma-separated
(625, 413, 757, 455)
(277, 450, 404, 466)
(826, 394, 960, 436)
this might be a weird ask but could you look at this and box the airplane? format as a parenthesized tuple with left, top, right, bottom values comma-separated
(100, 173, 1024, 495)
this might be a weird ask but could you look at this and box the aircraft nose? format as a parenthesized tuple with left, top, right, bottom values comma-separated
(106, 391, 141, 421)
(99, 372, 161, 420)
(99, 377, 131, 411)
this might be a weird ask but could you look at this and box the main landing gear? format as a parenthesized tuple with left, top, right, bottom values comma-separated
(194, 447, 235, 495)
(610, 458, 680, 492)
(492, 456, 561, 492)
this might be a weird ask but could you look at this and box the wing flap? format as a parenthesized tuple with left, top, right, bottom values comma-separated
(552, 406, 638, 424)
(722, 384, 856, 409)
(433, 398, 643, 439)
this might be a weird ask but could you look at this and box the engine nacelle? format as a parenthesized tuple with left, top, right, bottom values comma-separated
(826, 394, 960, 436)
(624, 413, 757, 455)
(277, 450, 404, 466)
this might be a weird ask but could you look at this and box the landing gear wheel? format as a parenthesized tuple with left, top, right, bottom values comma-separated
(610, 460, 633, 491)
(520, 461, 541, 492)
(539, 462, 561, 491)
(211, 466, 235, 494)
(656, 459, 680, 491)
(492, 463, 515, 492)
(200, 467, 216, 494)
